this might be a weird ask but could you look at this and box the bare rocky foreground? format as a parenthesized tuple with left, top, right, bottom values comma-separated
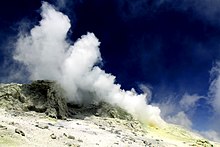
(0, 80, 219, 147)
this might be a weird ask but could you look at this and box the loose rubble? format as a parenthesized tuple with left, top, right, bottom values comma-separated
(15, 129, 25, 136)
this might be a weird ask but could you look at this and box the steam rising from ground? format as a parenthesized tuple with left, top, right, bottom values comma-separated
(14, 2, 165, 126)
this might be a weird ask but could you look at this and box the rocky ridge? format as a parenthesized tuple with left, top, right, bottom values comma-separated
(0, 80, 219, 147)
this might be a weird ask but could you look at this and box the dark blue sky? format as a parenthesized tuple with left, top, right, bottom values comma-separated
(1, 0, 219, 94)
(74, 1, 220, 96)
(0, 0, 220, 134)
(71, 0, 219, 99)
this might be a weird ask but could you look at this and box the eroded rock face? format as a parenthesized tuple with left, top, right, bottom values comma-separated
(0, 80, 133, 121)
(23, 80, 68, 119)
(96, 102, 133, 120)
(0, 80, 68, 119)
(0, 83, 24, 111)
(67, 102, 134, 121)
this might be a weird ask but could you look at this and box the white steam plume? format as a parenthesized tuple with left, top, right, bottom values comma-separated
(14, 2, 165, 126)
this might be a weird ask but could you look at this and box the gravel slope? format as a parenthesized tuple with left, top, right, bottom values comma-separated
(0, 81, 219, 147)
(0, 108, 219, 147)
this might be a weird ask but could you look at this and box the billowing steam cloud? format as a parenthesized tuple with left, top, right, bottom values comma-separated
(14, 2, 165, 126)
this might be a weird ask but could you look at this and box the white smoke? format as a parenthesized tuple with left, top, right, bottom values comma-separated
(14, 2, 70, 81)
(14, 2, 165, 126)
(166, 111, 192, 129)
(209, 62, 220, 114)
(179, 93, 205, 111)
(200, 130, 220, 143)
(153, 95, 194, 129)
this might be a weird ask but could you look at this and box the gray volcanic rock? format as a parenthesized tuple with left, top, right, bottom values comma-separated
(95, 102, 133, 120)
(0, 80, 219, 147)
(68, 101, 134, 121)
(0, 80, 68, 119)
(23, 80, 68, 119)
(0, 80, 132, 121)
(0, 83, 24, 111)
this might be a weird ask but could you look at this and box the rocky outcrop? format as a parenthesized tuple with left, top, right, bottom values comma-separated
(0, 80, 68, 119)
(0, 80, 133, 121)
(95, 102, 134, 120)
(67, 101, 134, 120)
(0, 83, 24, 111)
(0, 81, 219, 147)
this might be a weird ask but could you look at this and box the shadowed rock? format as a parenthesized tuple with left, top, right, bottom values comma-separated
(0, 80, 133, 121)
(0, 80, 68, 119)
(67, 101, 133, 120)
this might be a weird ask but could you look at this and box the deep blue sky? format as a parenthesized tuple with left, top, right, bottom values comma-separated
(1, 0, 220, 133)
(0, 0, 219, 94)
(0, 0, 220, 94)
